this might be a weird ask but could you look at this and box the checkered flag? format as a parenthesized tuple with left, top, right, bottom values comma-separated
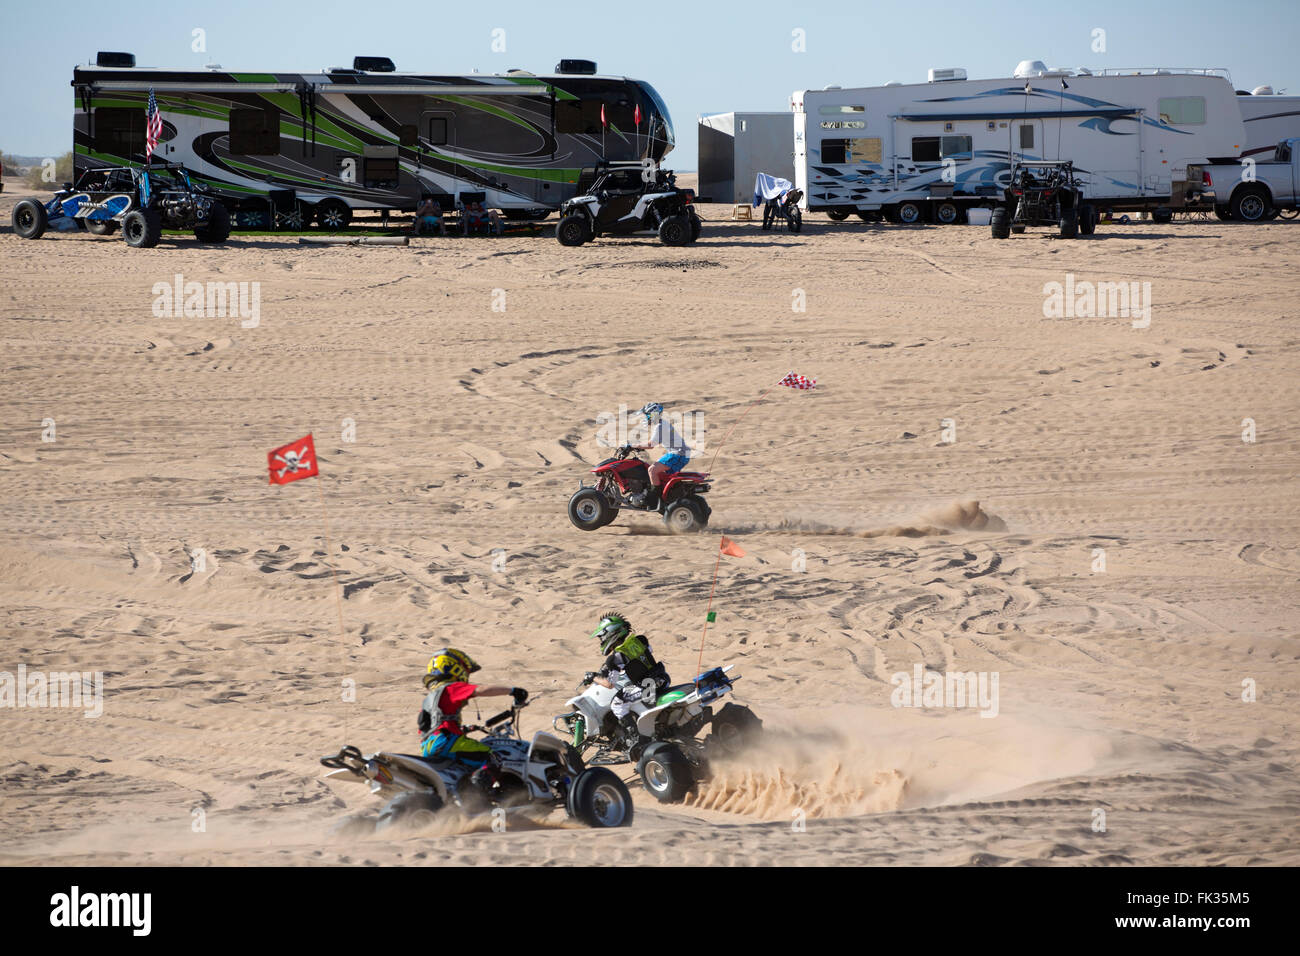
(778, 371, 816, 390)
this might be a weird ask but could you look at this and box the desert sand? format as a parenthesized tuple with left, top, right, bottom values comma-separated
(1, 179, 1298, 865)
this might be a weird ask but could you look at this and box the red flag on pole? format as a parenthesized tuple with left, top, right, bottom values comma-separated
(600, 103, 607, 128)
(634, 103, 642, 126)
(268, 434, 319, 484)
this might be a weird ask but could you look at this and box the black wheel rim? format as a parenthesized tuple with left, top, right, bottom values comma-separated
(16, 209, 33, 230)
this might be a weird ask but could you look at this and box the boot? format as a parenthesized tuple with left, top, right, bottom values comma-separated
(619, 714, 647, 761)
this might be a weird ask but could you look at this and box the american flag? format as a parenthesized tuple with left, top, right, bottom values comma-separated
(145, 88, 162, 163)
(778, 371, 816, 390)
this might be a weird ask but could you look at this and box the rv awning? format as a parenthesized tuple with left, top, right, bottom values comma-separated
(892, 108, 1140, 121)
(81, 81, 551, 96)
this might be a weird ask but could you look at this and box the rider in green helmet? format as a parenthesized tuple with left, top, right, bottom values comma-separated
(586, 612, 670, 759)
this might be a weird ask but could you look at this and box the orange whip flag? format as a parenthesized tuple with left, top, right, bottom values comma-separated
(697, 534, 747, 680)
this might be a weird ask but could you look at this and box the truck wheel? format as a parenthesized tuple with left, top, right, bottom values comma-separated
(556, 213, 590, 246)
(123, 209, 162, 248)
(315, 198, 351, 230)
(1058, 209, 1079, 239)
(1230, 187, 1270, 223)
(12, 199, 48, 239)
(375, 790, 444, 831)
(638, 742, 694, 803)
(568, 767, 633, 828)
(896, 201, 923, 225)
(658, 214, 690, 246)
(195, 202, 231, 243)
(826, 209, 850, 221)
(934, 201, 959, 225)
(1079, 204, 1096, 235)
(85, 219, 118, 236)
(568, 488, 612, 530)
(990, 207, 1010, 239)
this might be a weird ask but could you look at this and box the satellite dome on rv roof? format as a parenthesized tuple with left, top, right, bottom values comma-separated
(1013, 59, 1049, 78)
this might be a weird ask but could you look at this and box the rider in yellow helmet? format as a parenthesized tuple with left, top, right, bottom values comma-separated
(418, 648, 527, 795)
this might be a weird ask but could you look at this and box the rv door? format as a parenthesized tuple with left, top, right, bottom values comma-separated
(422, 110, 456, 190)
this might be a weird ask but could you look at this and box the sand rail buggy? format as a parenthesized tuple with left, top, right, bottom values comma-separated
(992, 160, 1096, 239)
(556, 161, 701, 247)
(11, 161, 230, 248)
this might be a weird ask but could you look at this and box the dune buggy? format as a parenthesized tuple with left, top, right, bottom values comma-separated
(556, 161, 701, 247)
(992, 160, 1096, 239)
(11, 161, 230, 248)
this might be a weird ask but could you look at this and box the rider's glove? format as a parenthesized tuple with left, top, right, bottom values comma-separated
(417, 708, 431, 733)
(511, 687, 529, 705)
(583, 671, 596, 684)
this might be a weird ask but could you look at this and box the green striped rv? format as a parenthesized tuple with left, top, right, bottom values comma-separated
(73, 54, 675, 227)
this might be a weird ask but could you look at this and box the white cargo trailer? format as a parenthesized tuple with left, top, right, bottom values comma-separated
(793, 62, 1247, 223)
(698, 112, 795, 204)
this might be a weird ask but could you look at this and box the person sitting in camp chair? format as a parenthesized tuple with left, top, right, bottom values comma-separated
(411, 196, 444, 236)
(463, 201, 503, 236)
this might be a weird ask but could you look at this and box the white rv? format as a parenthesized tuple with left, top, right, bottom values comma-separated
(1236, 88, 1300, 158)
(793, 62, 1247, 223)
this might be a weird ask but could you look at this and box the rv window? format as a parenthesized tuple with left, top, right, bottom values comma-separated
(941, 135, 972, 160)
(821, 140, 848, 164)
(1157, 96, 1206, 126)
(230, 108, 279, 155)
(427, 118, 448, 145)
(556, 96, 634, 135)
(911, 137, 941, 162)
(365, 156, 400, 186)
(399, 124, 418, 148)
(1019, 125, 1035, 149)
(93, 108, 145, 158)
(847, 138, 882, 163)
(818, 105, 865, 115)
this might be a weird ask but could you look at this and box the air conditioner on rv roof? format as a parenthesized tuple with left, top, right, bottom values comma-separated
(928, 68, 967, 82)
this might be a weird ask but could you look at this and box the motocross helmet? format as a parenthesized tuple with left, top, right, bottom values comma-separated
(641, 402, 663, 426)
(591, 613, 632, 656)
(423, 647, 480, 688)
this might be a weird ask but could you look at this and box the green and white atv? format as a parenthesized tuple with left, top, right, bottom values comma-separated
(553, 665, 762, 803)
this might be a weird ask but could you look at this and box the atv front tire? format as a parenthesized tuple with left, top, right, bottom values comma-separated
(123, 209, 162, 248)
(12, 199, 48, 240)
(556, 214, 591, 247)
(658, 214, 690, 246)
(663, 498, 703, 533)
(568, 488, 612, 530)
(638, 742, 695, 803)
(567, 767, 633, 828)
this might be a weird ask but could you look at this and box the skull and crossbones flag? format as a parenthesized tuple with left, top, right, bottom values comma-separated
(268, 434, 319, 485)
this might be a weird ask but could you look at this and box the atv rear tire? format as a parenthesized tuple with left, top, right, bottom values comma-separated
(1079, 204, 1096, 236)
(689, 213, 702, 242)
(706, 703, 763, 759)
(663, 498, 703, 533)
(787, 206, 802, 233)
(195, 202, 231, 243)
(12, 199, 48, 240)
(684, 494, 710, 528)
(375, 790, 444, 831)
(568, 488, 612, 530)
(123, 209, 162, 248)
(85, 219, 118, 236)
(567, 767, 633, 828)
(638, 742, 694, 803)
(990, 207, 1009, 239)
(658, 214, 690, 246)
(556, 213, 591, 246)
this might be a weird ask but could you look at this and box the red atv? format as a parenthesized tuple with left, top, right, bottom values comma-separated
(568, 445, 713, 533)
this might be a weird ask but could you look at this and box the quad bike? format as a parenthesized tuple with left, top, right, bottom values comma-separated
(553, 666, 761, 803)
(761, 188, 803, 233)
(320, 699, 633, 830)
(556, 161, 701, 247)
(567, 444, 712, 533)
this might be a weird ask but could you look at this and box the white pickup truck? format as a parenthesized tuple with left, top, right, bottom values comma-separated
(1191, 138, 1300, 222)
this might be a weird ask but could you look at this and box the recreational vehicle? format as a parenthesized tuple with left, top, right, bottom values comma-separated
(793, 62, 1247, 223)
(72, 54, 675, 227)
(1236, 88, 1300, 158)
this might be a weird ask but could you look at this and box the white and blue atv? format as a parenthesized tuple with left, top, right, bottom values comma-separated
(11, 162, 230, 248)
(556, 161, 701, 247)
(320, 699, 634, 831)
(554, 666, 762, 803)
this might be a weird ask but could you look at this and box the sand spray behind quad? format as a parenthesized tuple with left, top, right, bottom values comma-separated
(686, 709, 1116, 822)
(718, 499, 1008, 539)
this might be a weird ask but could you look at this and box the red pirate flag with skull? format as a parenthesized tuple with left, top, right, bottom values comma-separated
(268, 434, 319, 485)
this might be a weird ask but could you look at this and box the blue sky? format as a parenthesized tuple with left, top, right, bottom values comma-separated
(2, 0, 1296, 166)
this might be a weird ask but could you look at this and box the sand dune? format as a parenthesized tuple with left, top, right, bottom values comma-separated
(1, 186, 1298, 866)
